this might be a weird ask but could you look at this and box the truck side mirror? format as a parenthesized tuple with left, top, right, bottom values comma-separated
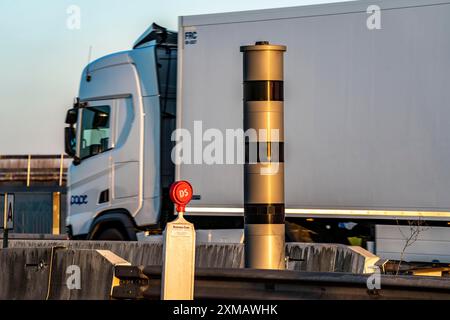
(65, 127, 76, 157)
(65, 108, 78, 125)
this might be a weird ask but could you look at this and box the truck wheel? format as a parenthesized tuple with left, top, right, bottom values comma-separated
(95, 228, 127, 241)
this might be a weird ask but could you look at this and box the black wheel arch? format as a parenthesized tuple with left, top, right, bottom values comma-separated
(88, 209, 138, 241)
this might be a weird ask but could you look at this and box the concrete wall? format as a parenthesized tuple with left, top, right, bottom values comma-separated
(9, 240, 375, 273)
(0, 247, 127, 300)
(286, 243, 376, 273)
(0, 248, 51, 300)
(0, 241, 379, 300)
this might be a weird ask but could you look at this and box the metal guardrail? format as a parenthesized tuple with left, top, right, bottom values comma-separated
(112, 265, 450, 300)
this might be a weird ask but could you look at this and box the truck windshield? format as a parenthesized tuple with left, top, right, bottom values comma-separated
(79, 106, 111, 159)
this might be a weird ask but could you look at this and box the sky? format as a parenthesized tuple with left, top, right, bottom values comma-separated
(0, 0, 355, 155)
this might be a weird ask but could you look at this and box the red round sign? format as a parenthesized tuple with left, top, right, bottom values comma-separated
(169, 181, 193, 212)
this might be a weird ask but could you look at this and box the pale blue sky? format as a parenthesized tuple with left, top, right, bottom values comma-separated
(0, 0, 354, 154)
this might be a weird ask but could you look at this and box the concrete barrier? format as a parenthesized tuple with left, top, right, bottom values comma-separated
(286, 243, 378, 273)
(8, 240, 376, 273)
(47, 249, 129, 300)
(0, 248, 51, 300)
(0, 247, 128, 300)
(0, 241, 379, 300)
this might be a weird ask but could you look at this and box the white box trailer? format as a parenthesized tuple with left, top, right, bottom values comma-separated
(178, 0, 450, 221)
(64, 0, 450, 262)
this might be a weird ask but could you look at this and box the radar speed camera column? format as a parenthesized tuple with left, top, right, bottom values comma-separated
(161, 181, 196, 300)
(241, 42, 286, 270)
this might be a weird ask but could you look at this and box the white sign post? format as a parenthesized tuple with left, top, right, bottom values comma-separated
(161, 181, 196, 300)
(2, 193, 14, 248)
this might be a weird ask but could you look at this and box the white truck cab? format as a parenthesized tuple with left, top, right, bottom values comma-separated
(65, 24, 177, 240)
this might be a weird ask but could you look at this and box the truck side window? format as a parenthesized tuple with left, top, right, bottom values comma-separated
(79, 106, 111, 160)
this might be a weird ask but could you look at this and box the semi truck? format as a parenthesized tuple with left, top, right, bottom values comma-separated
(64, 0, 450, 261)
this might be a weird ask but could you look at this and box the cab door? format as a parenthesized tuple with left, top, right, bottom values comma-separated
(69, 99, 115, 230)
(110, 97, 139, 202)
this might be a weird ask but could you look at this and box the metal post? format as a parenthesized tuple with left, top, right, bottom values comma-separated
(241, 41, 287, 270)
(52, 192, 61, 235)
(3, 194, 8, 248)
(26, 154, 31, 187)
(2, 229, 8, 249)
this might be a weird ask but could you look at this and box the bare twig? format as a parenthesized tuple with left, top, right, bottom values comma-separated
(395, 218, 429, 275)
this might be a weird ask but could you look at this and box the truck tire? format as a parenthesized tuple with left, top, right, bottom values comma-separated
(95, 228, 127, 241)
(87, 211, 138, 241)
